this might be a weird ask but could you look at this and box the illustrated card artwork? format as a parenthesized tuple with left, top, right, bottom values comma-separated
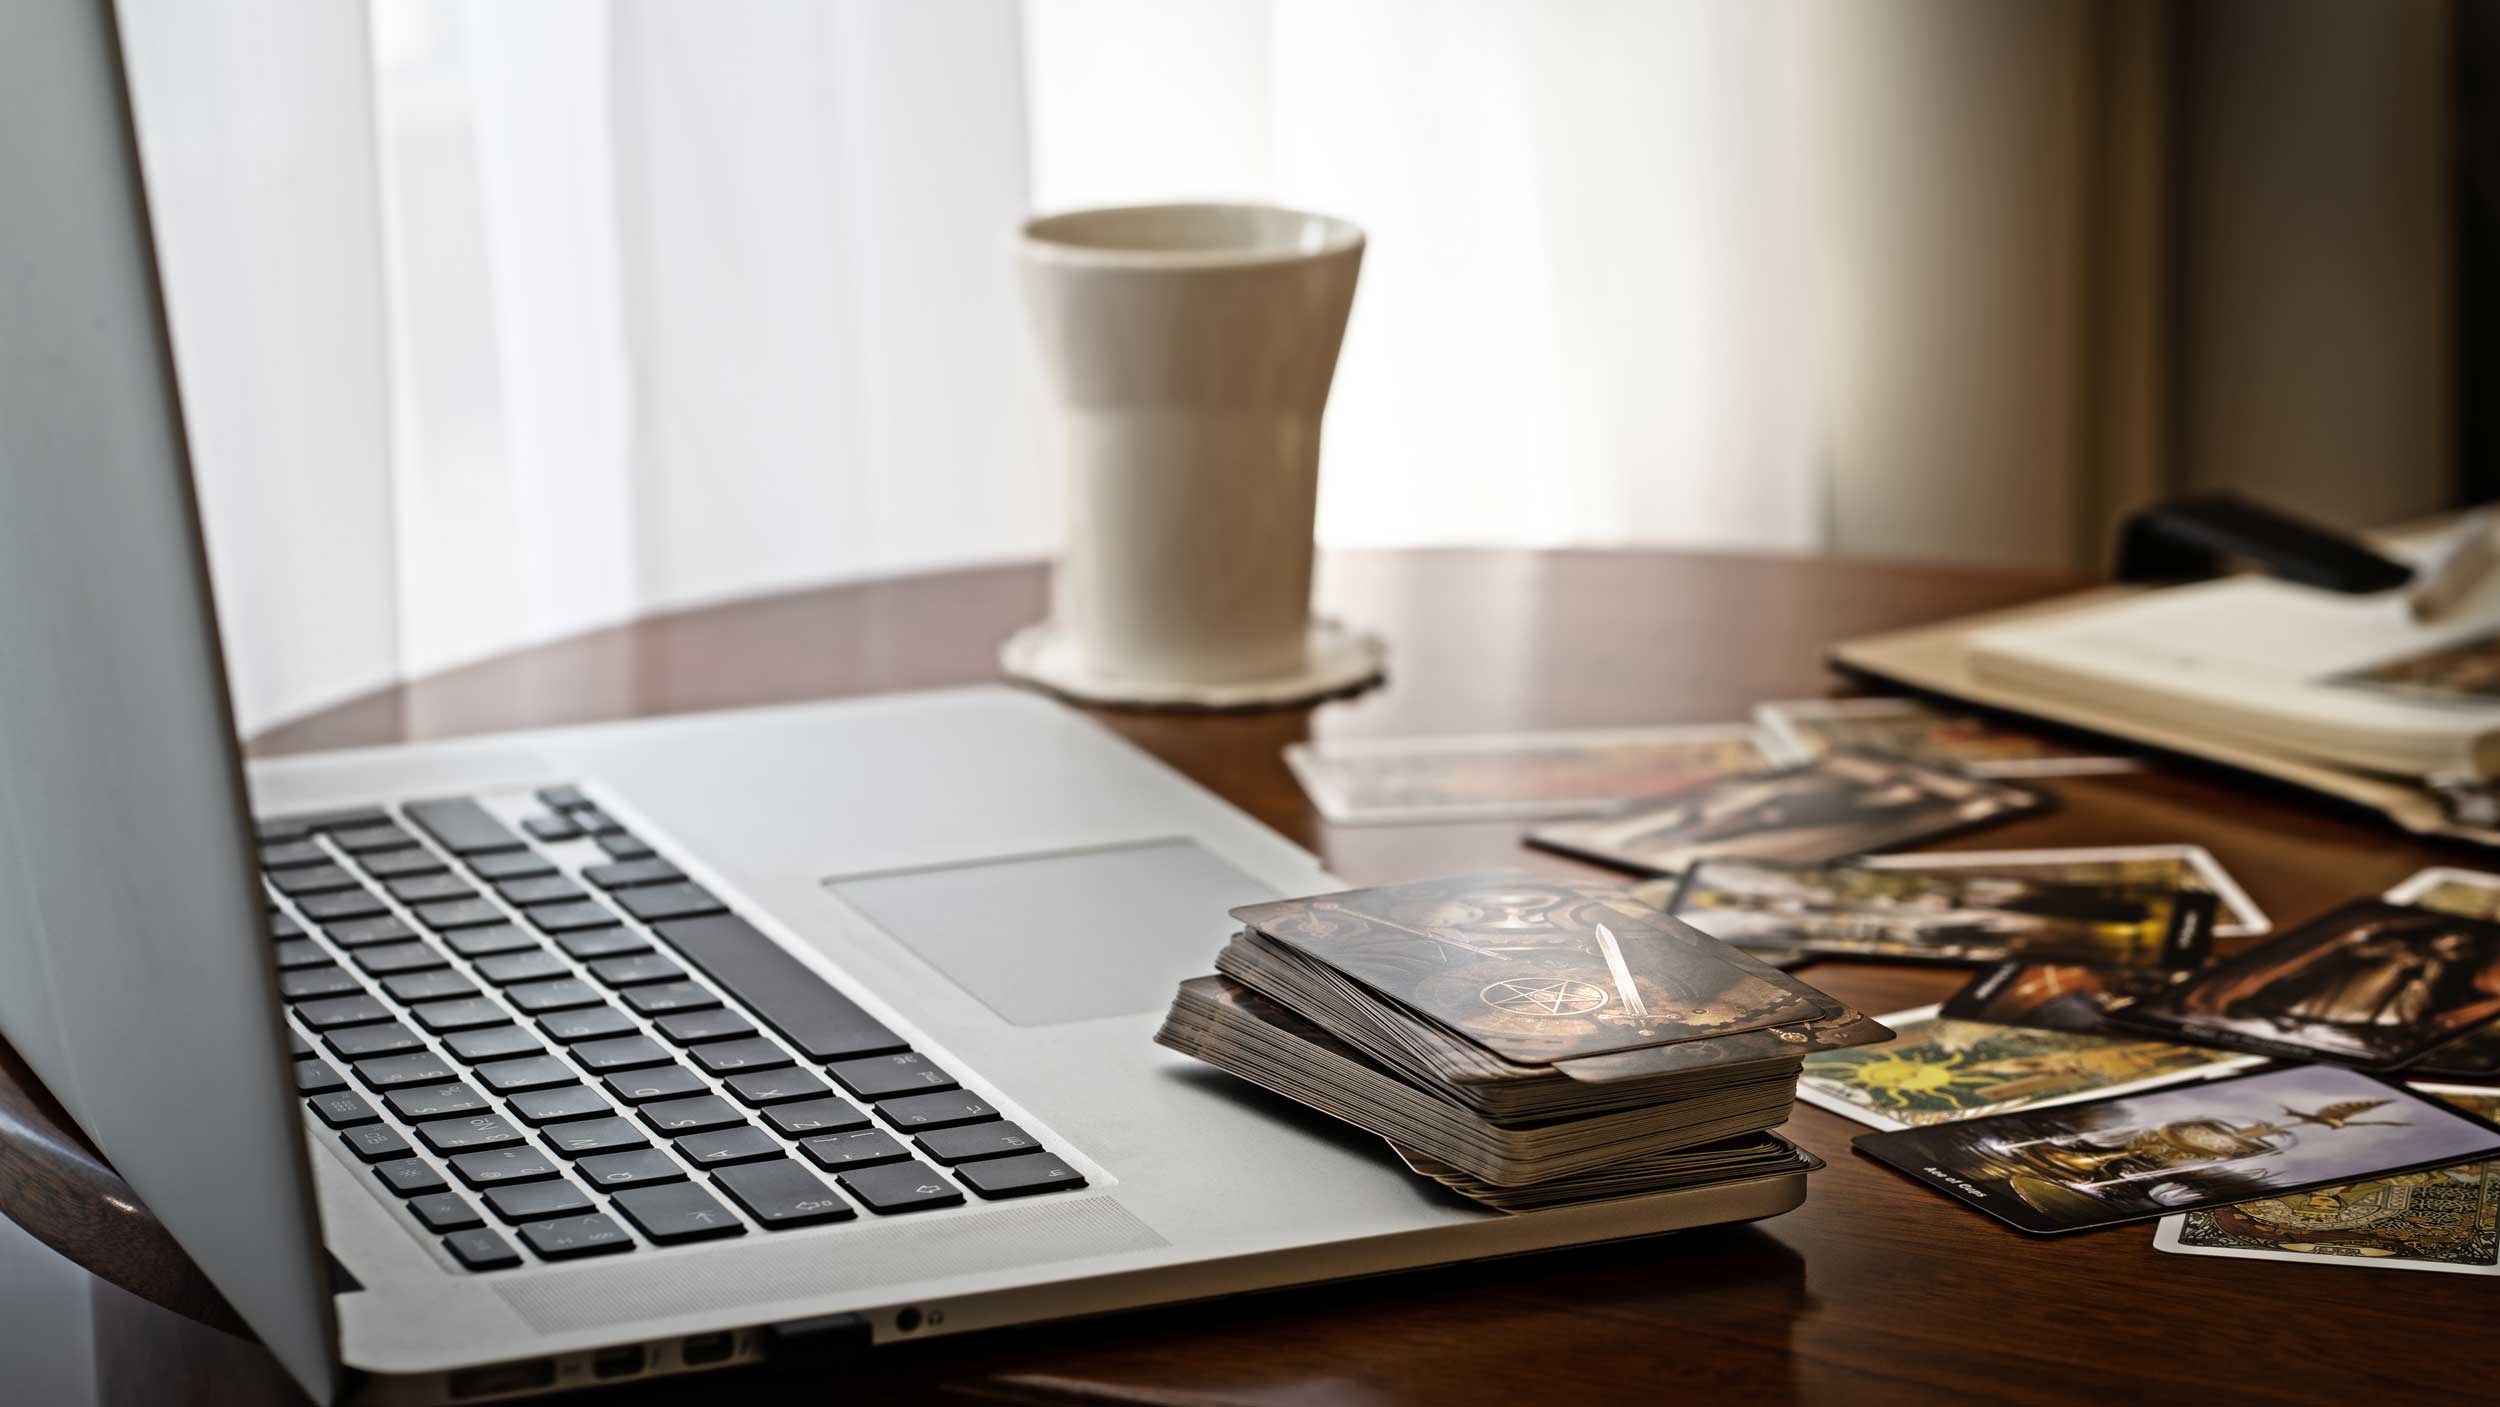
(1668, 859, 2214, 969)
(2116, 899, 2500, 1070)
(1853, 1064, 2500, 1235)
(1860, 844, 2269, 941)
(2156, 1084, 2500, 1274)
(1283, 725, 1772, 825)
(1524, 750, 2053, 878)
(1231, 872, 1841, 1065)
(2384, 868, 2500, 1077)
(1940, 962, 2190, 1039)
(1796, 1005, 2250, 1131)
(1753, 696, 2138, 777)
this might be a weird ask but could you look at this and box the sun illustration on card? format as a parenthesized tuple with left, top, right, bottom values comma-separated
(1825, 1049, 1997, 1109)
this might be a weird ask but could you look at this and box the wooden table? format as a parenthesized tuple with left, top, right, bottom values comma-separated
(5, 549, 2485, 1405)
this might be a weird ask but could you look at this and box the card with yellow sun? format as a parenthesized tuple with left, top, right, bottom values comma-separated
(1796, 1005, 2256, 1131)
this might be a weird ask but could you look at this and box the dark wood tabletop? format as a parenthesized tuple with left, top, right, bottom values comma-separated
(6, 548, 2488, 1406)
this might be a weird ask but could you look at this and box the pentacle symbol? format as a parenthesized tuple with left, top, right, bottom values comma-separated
(1481, 977, 1607, 1016)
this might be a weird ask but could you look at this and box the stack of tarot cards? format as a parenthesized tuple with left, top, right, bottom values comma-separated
(1154, 871, 1892, 1212)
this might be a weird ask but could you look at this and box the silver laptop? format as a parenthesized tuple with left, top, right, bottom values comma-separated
(0, 3, 1804, 1401)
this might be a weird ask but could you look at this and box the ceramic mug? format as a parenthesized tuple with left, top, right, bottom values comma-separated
(1015, 203, 1365, 692)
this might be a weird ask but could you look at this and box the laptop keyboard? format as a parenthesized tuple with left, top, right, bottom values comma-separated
(258, 789, 1086, 1272)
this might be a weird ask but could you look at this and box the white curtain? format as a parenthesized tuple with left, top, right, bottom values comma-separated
(121, 0, 1822, 736)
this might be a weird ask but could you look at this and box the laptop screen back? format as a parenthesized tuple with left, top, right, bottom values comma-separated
(0, 1, 334, 1398)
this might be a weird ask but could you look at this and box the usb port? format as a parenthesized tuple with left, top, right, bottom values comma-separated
(590, 1345, 645, 1380)
(681, 1332, 734, 1367)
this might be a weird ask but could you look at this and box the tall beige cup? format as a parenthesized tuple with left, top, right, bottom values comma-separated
(1005, 203, 1377, 704)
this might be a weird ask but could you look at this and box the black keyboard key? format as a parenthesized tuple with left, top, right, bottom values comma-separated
(621, 982, 718, 1016)
(653, 1009, 755, 1046)
(298, 889, 388, 923)
(324, 1020, 423, 1060)
(475, 949, 570, 986)
(477, 1056, 580, 1094)
(411, 997, 512, 1035)
(798, 1129, 910, 1171)
(542, 1116, 648, 1159)
(383, 970, 477, 1004)
(577, 1148, 686, 1190)
(836, 1159, 964, 1214)
(280, 966, 362, 1001)
(288, 1028, 315, 1058)
(321, 914, 418, 949)
(445, 1227, 524, 1270)
(637, 1094, 743, 1135)
(690, 1038, 791, 1077)
(404, 798, 527, 856)
(332, 823, 416, 854)
(723, 1069, 831, 1107)
(385, 1082, 494, 1122)
(762, 1097, 868, 1138)
(602, 1067, 708, 1105)
(466, 849, 556, 881)
(570, 1035, 674, 1073)
(955, 1152, 1087, 1200)
(446, 1027, 546, 1064)
(374, 1158, 448, 1198)
(445, 923, 537, 958)
(357, 848, 447, 880)
(538, 1005, 638, 1044)
(273, 940, 330, 971)
(711, 1159, 855, 1229)
(522, 812, 582, 843)
(584, 857, 684, 890)
(268, 911, 305, 940)
(656, 915, 905, 1062)
(587, 954, 683, 988)
(483, 1179, 595, 1224)
(610, 1182, 743, 1244)
(828, 1052, 955, 1100)
(494, 874, 586, 908)
(527, 900, 620, 934)
(259, 840, 329, 870)
(340, 1125, 413, 1163)
(449, 1146, 562, 1190)
(571, 806, 624, 836)
(297, 994, 394, 1030)
(385, 873, 476, 906)
(416, 1114, 525, 1155)
(614, 882, 727, 924)
(537, 785, 590, 811)
(357, 1049, 460, 1094)
(518, 1213, 632, 1261)
(414, 898, 508, 932)
(506, 978, 603, 1014)
(673, 1126, 780, 1169)
(271, 864, 361, 896)
(352, 942, 447, 977)
(508, 1085, 614, 1126)
(307, 1090, 380, 1129)
(875, 1090, 999, 1131)
(595, 832, 654, 861)
(914, 1121, 1043, 1165)
(295, 1059, 347, 1095)
(258, 806, 389, 841)
(409, 1192, 481, 1232)
(554, 928, 649, 961)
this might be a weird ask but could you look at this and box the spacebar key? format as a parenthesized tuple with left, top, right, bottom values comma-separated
(654, 915, 906, 1062)
(404, 799, 527, 855)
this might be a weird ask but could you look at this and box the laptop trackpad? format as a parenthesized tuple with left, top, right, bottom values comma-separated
(825, 839, 1281, 1027)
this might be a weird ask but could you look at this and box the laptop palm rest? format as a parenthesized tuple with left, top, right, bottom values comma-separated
(826, 838, 1280, 1027)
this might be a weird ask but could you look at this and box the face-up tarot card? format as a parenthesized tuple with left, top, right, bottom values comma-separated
(1797, 1005, 2254, 1131)
(1283, 725, 1771, 824)
(1753, 696, 2138, 777)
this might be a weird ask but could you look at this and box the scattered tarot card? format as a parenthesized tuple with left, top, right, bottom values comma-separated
(1753, 697, 2138, 777)
(2384, 868, 2500, 1078)
(1940, 962, 2191, 1039)
(1667, 859, 2214, 969)
(2115, 899, 2500, 1071)
(2154, 1083, 2500, 1275)
(1796, 1005, 2254, 1132)
(1283, 724, 1771, 825)
(1861, 844, 2269, 940)
(1524, 749, 2053, 878)
(1854, 1063, 2500, 1235)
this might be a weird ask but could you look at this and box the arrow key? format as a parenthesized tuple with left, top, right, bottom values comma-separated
(836, 1158, 965, 1215)
(610, 1182, 746, 1244)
